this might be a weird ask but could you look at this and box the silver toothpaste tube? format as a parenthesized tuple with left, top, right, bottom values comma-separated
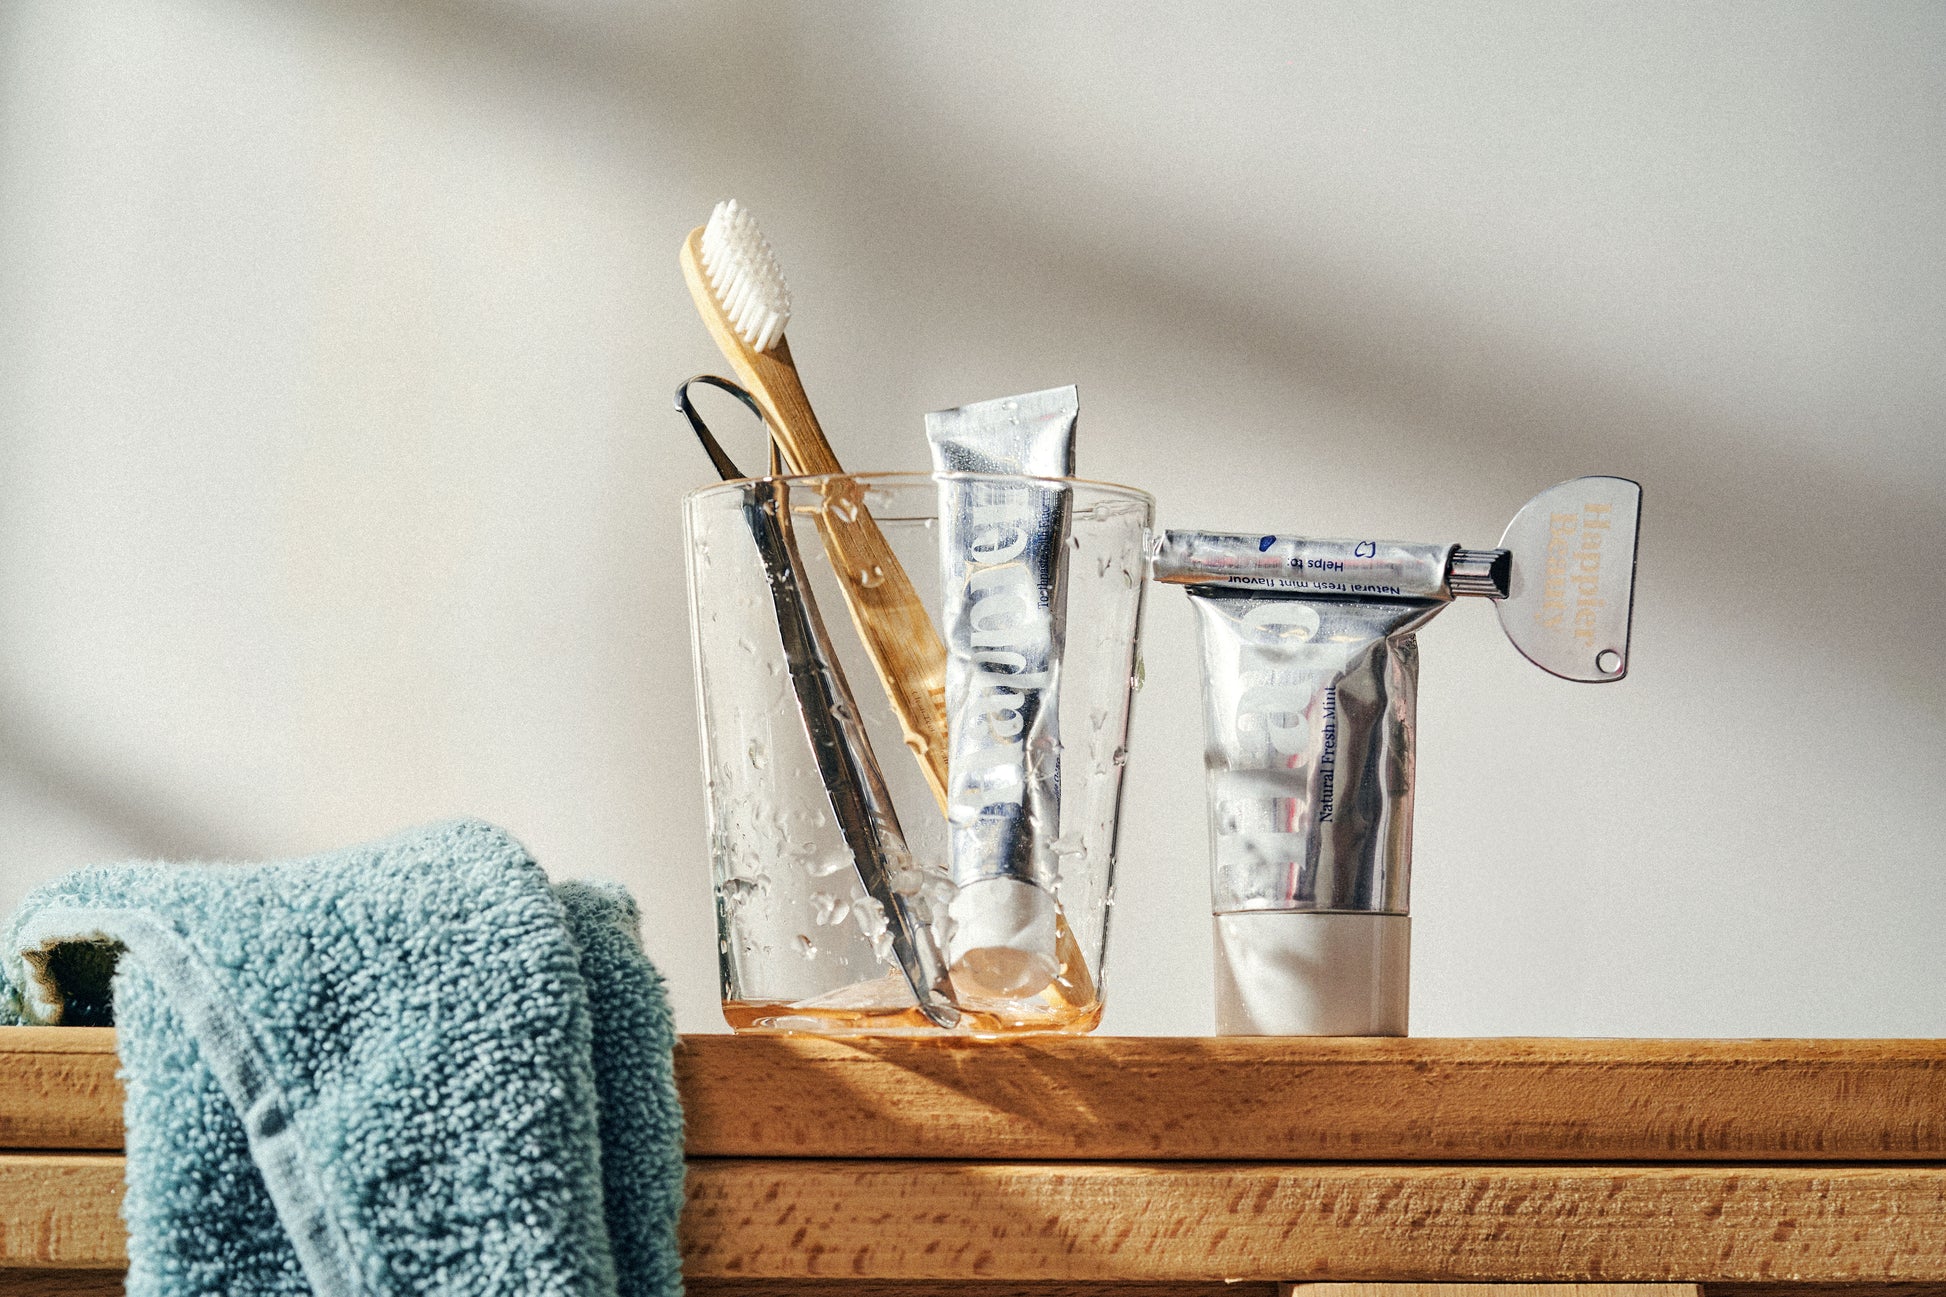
(1157, 477, 1641, 1035)
(925, 385, 1078, 1000)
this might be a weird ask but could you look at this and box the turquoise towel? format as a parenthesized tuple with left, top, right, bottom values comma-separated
(1, 819, 684, 1297)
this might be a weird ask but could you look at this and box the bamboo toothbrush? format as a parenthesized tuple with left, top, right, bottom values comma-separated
(680, 200, 1098, 1012)
(680, 201, 952, 805)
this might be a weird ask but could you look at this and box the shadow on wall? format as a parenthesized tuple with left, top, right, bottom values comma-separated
(4, 0, 1938, 871)
(308, 0, 1942, 708)
(0, 714, 252, 865)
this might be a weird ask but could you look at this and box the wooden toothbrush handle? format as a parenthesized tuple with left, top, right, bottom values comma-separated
(681, 231, 952, 805)
(804, 501, 952, 809)
(732, 349, 951, 808)
(782, 442, 948, 798)
(762, 433, 954, 805)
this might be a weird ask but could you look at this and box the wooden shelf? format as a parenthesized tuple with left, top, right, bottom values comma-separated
(0, 1030, 120, 1152)
(11, 1029, 1946, 1162)
(672, 1034, 1946, 1162)
(6, 1028, 1946, 1290)
(10, 1155, 1946, 1283)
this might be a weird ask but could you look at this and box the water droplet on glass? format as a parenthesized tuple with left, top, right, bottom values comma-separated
(807, 854, 849, 878)
(796, 934, 818, 959)
(747, 740, 767, 769)
(853, 895, 889, 945)
(855, 565, 886, 588)
(720, 873, 769, 912)
(811, 892, 851, 926)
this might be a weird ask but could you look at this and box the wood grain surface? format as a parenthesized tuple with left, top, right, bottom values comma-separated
(10, 1155, 1945, 1280)
(1297, 1288, 1696, 1297)
(2, 1271, 125, 1295)
(684, 1277, 1292, 1285)
(10, 1030, 1946, 1164)
(0, 1030, 119, 1152)
(674, 1035, 1946, 1162)
(0, 1155, 124, 1269)
(8, 1277, 1937, 1296)
(1704, 1289, 1946, 1297)
(681, 1161, 1946, 1283)
(0, 1280, 1682, 1297)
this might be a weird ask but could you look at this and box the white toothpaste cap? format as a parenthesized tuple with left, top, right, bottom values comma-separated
(1212, 911, 1409, 1036)
(947, 876, 1060, 1000)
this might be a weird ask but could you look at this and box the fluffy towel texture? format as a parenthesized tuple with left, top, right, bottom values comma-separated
(1, 820, 684, 1297)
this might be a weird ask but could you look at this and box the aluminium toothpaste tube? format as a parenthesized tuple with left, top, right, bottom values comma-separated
(1155, 478, 1642, 1036)
(1152, 525, 1463, 1028)
(925, 385, 1077, 999)
(1159, 533, 1459, 1035)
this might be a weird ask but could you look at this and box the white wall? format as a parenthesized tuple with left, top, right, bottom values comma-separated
(3, 0, 1941, 1036)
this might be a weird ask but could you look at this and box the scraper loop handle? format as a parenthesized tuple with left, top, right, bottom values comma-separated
(676, 374, 776, 482)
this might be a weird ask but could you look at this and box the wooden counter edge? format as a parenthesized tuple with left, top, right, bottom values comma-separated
(8, 1153, 1946, 1282)
(7, 1029, 1946, 1161)
(673, 1034, 1946, 1161)
(0, 1030, 120, 1152)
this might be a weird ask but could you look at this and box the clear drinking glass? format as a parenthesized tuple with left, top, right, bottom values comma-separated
(684, 472, 1152, 1034)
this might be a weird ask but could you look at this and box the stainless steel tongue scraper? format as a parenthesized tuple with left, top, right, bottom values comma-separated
(678, 376, 959, 1028)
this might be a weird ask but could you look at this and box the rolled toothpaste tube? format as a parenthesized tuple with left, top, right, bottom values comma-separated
(1156, 477, 1642, 1035)
(925, 385, 1078, 1000)
(1159, 536, 1460, 1035)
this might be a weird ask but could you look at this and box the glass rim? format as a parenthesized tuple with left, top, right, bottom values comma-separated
(683, 469, 1155, 510)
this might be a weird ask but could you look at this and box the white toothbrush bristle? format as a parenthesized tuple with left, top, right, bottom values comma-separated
(699, 199, 791, 353)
